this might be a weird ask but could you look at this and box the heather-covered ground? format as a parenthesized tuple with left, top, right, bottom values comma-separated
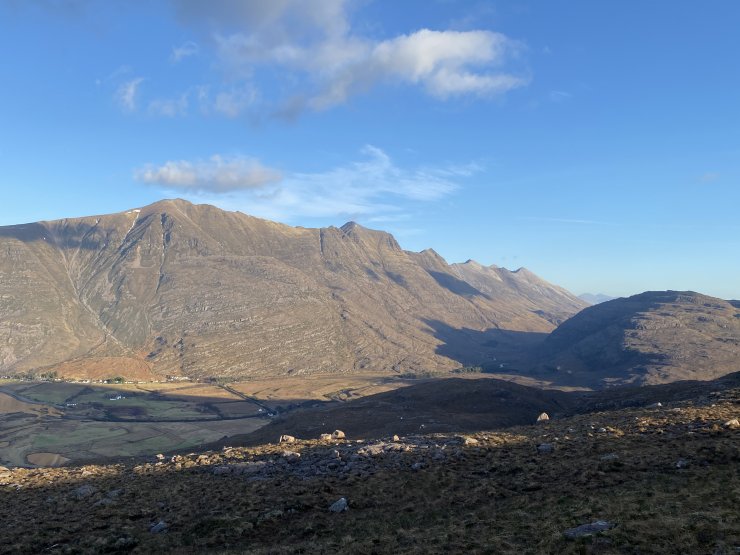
(1, 384, 738, 554)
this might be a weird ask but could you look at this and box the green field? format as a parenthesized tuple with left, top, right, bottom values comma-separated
(0, 381, 270, 467)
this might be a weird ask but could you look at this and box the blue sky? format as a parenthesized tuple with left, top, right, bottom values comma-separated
(1, 1, 738, 299)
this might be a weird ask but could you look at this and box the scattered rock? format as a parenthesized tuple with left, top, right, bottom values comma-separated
(149, 520, 168, 534)
(212, 466, 232, 476)
(723, 418, 739, 429)
(113, 536, 137, 549)
(72, 484, 97, 500)
(233, 461, 269, 475)
(279, 435, 296, 444)
(329, 497, 348, 513)
(411, 462, 425, 471)
(563, 520, 614, 539)
(676, 459, 690, 469)
(358, 444, 386, 457)
(537, 443, 554, 454)
(156, 453, 165, 461)
(282, 451, 301, 463)
(648, 402, 663, 408)
(319, 433, 333, 441)
(392, 435, 400, 442)
(537, 412, 550, 423)
(213, 461, 270, 476)
(600, 453, 619, 462)
(332, 430, 346, 440)
(463, 437, 479, 446)
(93, 497, 116, 507)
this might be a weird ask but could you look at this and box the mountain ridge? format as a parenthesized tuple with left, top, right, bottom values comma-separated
(0, 199, 587, 380)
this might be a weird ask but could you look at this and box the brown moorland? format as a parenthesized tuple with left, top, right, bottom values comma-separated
(0, 375, 737, 554)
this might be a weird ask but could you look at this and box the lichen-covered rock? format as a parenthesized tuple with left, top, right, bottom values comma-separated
(563, 520, 614, 539)
(328, 497, 348, 512)
(537, 443, 554, 454)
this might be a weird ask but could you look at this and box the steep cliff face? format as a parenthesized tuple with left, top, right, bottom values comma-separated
(0, 199, 586, 379)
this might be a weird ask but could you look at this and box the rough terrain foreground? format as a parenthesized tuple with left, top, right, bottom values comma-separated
(0, 199, 585, 380)
(531, 290, 740, 387)
(1, 388, 737, 553)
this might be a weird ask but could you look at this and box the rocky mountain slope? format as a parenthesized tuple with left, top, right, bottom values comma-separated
(530, 291, 740, 387)
(1, 375, 737, 554)
(0, 199, 586, 380)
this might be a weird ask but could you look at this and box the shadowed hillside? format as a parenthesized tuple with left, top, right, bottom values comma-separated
(529, 291, 740, 387)
(225, 371, 740, 446)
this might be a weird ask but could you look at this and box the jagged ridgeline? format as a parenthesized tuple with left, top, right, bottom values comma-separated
(0, 199, 586, 380)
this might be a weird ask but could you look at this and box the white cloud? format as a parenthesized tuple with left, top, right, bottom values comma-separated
(135, 155, 283, 192)
(171, 41, 199, 63)
(213, 85, 257, 117)
(148, 93, 189, 117)
(170, 0, 528, 116)
(142, 146, 476, 222)
(115, 77, 144, 111)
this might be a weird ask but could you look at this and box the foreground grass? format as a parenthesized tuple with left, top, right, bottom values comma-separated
(0, 391, 738, 554)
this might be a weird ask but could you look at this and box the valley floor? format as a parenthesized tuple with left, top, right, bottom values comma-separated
(0, 387, 738, 554)
(0, 375, 410, 468)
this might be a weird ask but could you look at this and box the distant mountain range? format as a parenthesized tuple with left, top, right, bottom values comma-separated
(578, 293, 617, 305)
(0, 199, 586, 380)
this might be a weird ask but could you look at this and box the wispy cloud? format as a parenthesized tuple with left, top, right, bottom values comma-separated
(135, 155, 283, 192)
(549, 90, 572, 102)
(171, 41, 199, 63)
(137, 145, 476, 222)
(213, 85, 258, 117)
(170, 0, 529, 118)
(115, 77, 144, 112)
(148, 93, 189, 117)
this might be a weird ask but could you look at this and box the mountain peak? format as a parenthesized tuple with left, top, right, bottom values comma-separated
(462, 258, 483, 267)
(340, 221, 362, 234)
(138, 198, 220, 218)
